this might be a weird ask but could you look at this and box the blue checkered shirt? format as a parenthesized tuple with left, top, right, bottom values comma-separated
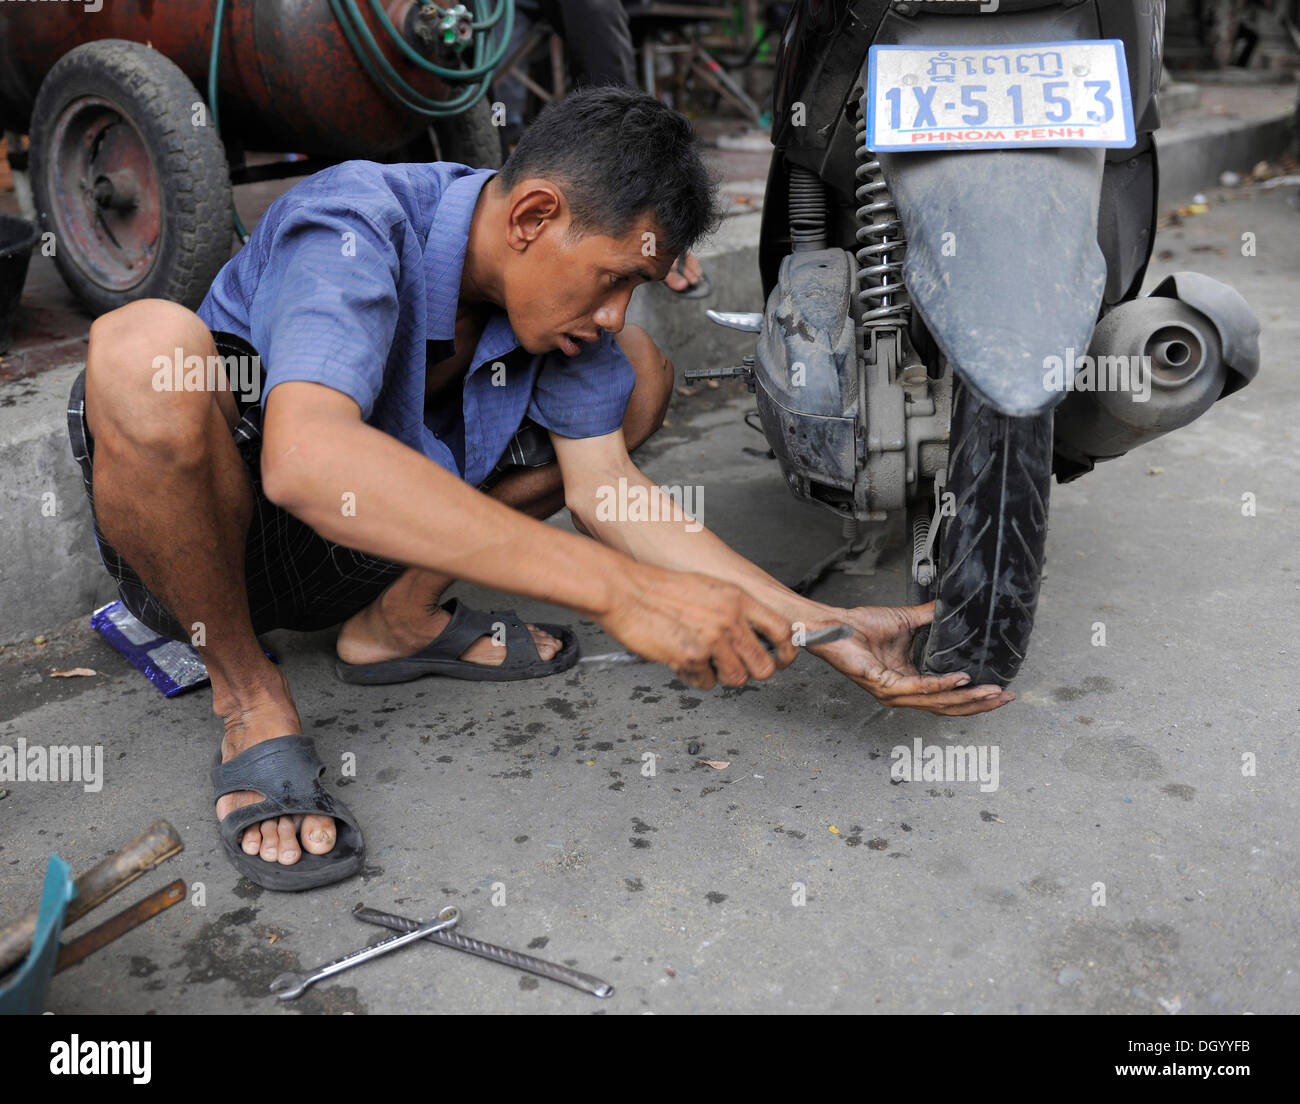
(198, 161, 636, 488)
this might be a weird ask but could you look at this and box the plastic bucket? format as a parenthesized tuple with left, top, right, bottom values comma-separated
(0, 213, 40, 354)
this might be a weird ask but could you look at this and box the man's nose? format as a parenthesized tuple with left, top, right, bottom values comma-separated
(594, 293, 631, 334)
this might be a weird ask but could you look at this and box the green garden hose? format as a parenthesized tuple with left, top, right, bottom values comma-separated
(327, 0, 513, 118)
(208, 0, 250, 241)
(209, 0, 514, 243)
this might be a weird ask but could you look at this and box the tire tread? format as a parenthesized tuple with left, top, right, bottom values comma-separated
(29, 39, 233, 313)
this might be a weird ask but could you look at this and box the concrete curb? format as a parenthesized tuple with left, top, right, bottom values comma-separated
(1155, 105, 1296, 206)
(0, 361, 118, 644)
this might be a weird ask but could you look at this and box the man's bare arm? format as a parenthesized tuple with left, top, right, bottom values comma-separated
(555, 429, 1012, 715)
(556, 428, 836, 624)
(258, 381, 798, 687)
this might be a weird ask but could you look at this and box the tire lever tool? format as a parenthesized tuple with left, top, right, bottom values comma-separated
(268, 906, 460, 1000)
(353, 904, 615, 998)
(579, 621, 854, 667)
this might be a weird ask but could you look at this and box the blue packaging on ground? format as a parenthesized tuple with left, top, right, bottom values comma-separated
(91, 600, 276, 697)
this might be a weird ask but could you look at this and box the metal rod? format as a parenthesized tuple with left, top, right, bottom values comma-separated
(0, 820, 183, 974)
(270, 907, 460, 1001)
(353, 904, 614, 999)
(55, 880, 186, 973)
(580, 623, 853, 667)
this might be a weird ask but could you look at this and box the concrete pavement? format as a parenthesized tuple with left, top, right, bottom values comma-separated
(1, 184, 1296, 1015)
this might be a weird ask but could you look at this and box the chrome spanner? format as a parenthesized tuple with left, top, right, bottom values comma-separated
(268, 905, 460, 1000)
(353, 904, 614, 998)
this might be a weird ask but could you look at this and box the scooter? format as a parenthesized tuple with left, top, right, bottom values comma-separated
(703, 0, 1259, 686)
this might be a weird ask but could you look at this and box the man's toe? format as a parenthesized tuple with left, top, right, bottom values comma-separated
(241, 823, 262, 855)
(276, 816, 301, 864)
(259, 818, 281, 861)
(301, 814, 336, 855)
(528, 625, 562, 660)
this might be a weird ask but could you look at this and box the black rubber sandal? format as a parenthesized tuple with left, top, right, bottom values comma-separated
(212, 735, 364, 892)
(334, 597, 581, 685)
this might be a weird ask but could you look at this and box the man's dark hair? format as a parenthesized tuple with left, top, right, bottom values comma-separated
(498, 86, 722, 259)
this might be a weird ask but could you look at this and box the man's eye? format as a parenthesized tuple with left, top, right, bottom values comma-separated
(608, 275, 626, 288)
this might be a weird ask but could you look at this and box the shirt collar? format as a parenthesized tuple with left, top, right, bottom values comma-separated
(423, 165, 526, 370)
(424, 166, 494, 340)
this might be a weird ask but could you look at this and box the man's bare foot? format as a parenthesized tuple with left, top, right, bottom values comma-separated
(335, 589, 562, 668)
(214, 668, 335, 866)
(664, 251, 703, 292)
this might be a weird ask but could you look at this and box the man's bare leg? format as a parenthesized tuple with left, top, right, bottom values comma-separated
(337, 324, 674, 666)
(85, 299, 334, 867)
(335, 462, 568, 666)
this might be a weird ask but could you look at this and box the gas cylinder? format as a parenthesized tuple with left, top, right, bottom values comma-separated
(0, 0, 465, 159)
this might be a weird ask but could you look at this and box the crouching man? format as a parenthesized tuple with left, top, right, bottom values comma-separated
(71, 88, 1011, 891)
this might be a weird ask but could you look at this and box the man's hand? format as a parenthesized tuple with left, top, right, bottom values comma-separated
(808, 601, 1014, 716)
(597, 566, 800, 690)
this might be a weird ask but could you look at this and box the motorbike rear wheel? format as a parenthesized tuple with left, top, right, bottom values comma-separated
(914, 378, 1053, 687)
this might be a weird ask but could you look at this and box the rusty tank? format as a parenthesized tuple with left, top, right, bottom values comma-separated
(0, 0, 510, 312)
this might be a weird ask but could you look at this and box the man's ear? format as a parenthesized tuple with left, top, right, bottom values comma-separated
(506, 181, 565, 254)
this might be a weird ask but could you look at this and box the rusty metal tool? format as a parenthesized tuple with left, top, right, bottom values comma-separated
(54, 879, 186, 973)
(579, 622, 854, 667)
(0, 820, 183, 974)
(269, 906, 461, 1001)
(353, 904, 615, 998)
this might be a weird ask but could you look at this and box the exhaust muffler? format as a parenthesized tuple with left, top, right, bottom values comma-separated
(1053, 272, 1260, 478)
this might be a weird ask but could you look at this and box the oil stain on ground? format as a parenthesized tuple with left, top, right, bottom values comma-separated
(1051, 676, 1116, 703)
(1041, 917, 1181, 1014)
(172, 907, 365, 1014)
(1062, 736, 1163, 781)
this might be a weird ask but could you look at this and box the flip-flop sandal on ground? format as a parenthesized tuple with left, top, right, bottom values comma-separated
(334, 597, 581, 685)
(667, 256, 713, 298)
(212, 734, 364, 892)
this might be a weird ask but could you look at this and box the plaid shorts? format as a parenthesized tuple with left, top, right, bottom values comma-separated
(68, 330, 556, 644)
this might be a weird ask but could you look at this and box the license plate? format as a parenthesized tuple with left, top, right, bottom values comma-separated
(866, 40, 1135, 152)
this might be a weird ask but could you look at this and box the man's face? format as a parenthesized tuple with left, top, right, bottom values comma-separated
(502, 204, 677, 357)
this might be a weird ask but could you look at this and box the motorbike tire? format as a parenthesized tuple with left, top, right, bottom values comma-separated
(29, 40, 233, 314)
(916, 378, 1053, 687)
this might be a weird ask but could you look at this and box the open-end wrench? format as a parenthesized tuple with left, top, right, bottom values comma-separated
(268, 905, 460, 1000)
(353, 904, 615, 998)
(579, 622, 855, 667)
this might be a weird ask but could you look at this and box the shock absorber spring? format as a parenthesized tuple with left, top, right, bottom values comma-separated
(853, 105, 910, 326)
(788, 166, 827, 251)
(911, 514, 934, 587)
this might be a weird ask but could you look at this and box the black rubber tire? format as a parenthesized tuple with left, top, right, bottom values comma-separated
(29, 40, 233, 314)
(916, 379, 1053, 687)
(432, 94, 503, 170)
